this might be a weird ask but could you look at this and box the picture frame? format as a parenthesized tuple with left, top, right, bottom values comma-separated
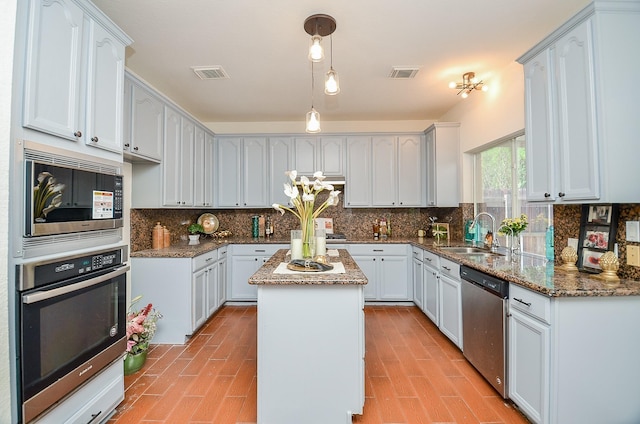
(577, 204, 619, 272)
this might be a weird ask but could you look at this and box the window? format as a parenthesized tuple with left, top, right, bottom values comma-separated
(473, 131, 552, 257)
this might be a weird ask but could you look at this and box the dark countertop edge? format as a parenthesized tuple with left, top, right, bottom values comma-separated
(130, 237, 640, 297)
(248, 249, 368, 286)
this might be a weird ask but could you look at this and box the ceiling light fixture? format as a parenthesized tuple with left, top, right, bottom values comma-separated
(304, 14, 336, 63)
(449, 72, 488, 98)
(306, 61, 321, 133)
(324, 35, 340, 95)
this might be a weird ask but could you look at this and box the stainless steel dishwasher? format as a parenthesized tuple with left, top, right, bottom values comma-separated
(460, 265, 509, 398)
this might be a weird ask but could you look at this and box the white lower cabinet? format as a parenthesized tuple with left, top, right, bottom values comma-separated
(228, 244, 287, 301)
(508, 284, 640, 423)
(422, 250, 440, 325)
(411, 247, 424, 311)
(131, 248, 226, 344)
(438, 257, 462, 349)
(350, 244, 410, 301)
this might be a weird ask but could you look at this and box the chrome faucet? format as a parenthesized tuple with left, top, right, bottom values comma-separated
(469, 212, 499, 251)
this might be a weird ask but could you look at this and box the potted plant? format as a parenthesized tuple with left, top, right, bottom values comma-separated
(124, 296, 162, 375)
(187, 223, 204, 243)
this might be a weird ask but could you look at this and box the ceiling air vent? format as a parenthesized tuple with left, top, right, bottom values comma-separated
(192, 66, 229, 80)
(388, 67, 420, 79)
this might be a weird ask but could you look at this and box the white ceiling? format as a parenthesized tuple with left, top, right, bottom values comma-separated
(93, 0, 591, 124)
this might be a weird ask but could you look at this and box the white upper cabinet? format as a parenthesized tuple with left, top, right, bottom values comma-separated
(424, 123, 459, 207)
(518, 1, 640, 203)
(293, 136, 345, 176)
(269, 137, 295, 206)
(193, 128, 214, 207)
(22, 0, 131, 155)
(162, 106, 195, 206)
(347, 134, 424, 208)
(345, 136, 372, 207)
(216, 137, 269, 208)
(123, 72, 163, 162)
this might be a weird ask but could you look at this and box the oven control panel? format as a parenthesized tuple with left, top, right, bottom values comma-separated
(19, 246, 127, 291)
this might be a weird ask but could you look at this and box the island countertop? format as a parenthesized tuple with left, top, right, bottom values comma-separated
(248, 249, 368, 285)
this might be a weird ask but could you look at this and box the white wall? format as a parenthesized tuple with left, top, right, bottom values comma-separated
(0, 0, 17, 422)
(439, 61, 525, 203)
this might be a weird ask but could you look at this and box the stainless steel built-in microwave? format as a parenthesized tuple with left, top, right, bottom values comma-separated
(24, 155, 123, 237)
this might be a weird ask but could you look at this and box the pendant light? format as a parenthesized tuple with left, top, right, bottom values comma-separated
(304, 14, 336, 63)
(306, 61, 321, 133)
(324, 34, 340, 95)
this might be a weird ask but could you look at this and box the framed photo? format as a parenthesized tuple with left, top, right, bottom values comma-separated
(581, 249, 605, 271)
(587, 205, 612, 224)
(577, 204, 619, 272)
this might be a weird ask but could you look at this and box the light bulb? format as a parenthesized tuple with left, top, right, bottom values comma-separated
(448, 81, 457, 89)
(482, 85, 489, 92)
(325, 68, 340, 95)
(305, 108, 321, 133)
(461, 91, 469, 99)
(308, 35, 324, 62)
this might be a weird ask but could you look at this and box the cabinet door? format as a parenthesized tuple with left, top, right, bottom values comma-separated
(85, 22, 125, 153)
(192, 268, 207, 331)
(345, 136, 371, 207)
(128, 81, 163, 161)
(216, 137, 242, 207)
(397, 135, 423, 206)
(554, 20, 599, 201)
(319, 137, 345, 176)
(229, 256, 260, 300)
(23, 0, 84, 141)
(371, 136, 396, 206)
(243, 137, 269, 207)
(379, 256, 409, 300)
(179, 118, 196, 205)
(508, 310, 549, 424)
(193, 126, 213, 207)
(217, 256, 227, 306)
(163, 106, 182, 206)
(412, 258, 423, 311)
(524, 50, 556, 202)
(269, 137, 295, 205)
(423, 264, 439, 325)
(294, 137, 317, 175)
(206, 264, 219, 317)
(439, 273, 462, 348)
(352, 255, 377, 300)
(425, 130, 436, 206)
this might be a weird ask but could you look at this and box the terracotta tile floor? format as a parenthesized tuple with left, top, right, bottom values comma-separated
(109, 305, 530, 424)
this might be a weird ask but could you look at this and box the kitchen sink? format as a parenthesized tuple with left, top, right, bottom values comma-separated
(440, 246, 504, 257)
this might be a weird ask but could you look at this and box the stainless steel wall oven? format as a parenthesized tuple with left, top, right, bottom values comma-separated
(16, 245, 129, 423)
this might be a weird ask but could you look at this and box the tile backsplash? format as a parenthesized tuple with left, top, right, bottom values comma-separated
(130, 201, 639, 281)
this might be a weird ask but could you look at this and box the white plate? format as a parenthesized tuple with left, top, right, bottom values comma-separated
(197, 213, 219, 234)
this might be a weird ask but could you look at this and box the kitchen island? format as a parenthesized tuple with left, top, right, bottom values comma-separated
(248, 249, 367, 424)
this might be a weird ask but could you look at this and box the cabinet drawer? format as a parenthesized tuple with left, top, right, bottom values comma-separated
(193, 250, 218, 271)
(509, 284, 551, 324)
(217, 245, 228, 259)
(349, 244, 408, 256)
(422, 250, 440, 268)
(231, 244, 287, 256)
(439, 257, 460, 279)
(411, 247, 424, 262)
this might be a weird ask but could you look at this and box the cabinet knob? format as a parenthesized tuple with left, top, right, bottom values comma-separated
(124, 143, 130, 148)
(133, 146, 139, 151)
(558, 192, 566, 198)
(91, 136, 99, 143)
(74, 131, 82, 138)
(544, 192, 551, 198)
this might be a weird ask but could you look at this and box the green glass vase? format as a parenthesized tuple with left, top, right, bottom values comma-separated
(124, 350, 148, 376)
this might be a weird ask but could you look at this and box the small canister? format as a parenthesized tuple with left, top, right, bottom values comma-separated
(251, 216, 260, 238)
(152, 222, 163, 249)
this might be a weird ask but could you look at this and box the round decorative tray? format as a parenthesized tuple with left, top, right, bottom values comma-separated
(197, 213, 219, 234)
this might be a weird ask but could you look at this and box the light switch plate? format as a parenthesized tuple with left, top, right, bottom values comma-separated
(628, 245, 640, 267)
(626, 221, 640, 242)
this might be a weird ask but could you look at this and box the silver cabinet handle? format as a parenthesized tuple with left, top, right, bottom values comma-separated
(91, 136, 99, 142)
(74, 130, 82, 137)
(513, 297, 532, 307)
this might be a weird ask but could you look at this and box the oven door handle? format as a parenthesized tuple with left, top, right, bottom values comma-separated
(23, 265, 130, 304)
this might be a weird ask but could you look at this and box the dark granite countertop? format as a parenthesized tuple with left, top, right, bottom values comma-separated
(248, 249, 368, 286)
(130, 236, 640, 297)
